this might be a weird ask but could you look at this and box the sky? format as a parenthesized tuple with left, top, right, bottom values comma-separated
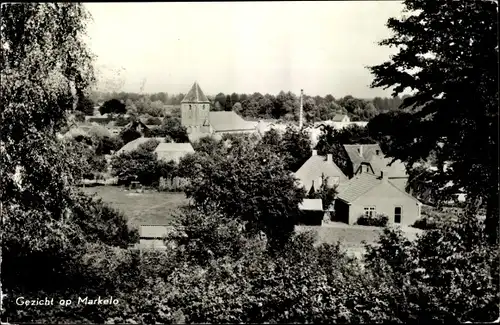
(85, 1, 406, 98)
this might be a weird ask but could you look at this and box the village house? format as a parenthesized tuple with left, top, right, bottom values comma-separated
(298, 198, 324, 225)
(154, 142, 195, 164)
(343, 144, 409, 191)
(181, 82, 258, 142)
(332, 114, 350, 123)
(294, 150, 349, 194)
(313, 118, 368, 131)
(334, 171, 422, 226)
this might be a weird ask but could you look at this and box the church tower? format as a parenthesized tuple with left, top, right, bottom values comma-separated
(181, 82, 211, 134)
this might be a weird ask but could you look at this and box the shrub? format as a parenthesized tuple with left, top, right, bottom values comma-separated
(356, 213, 389, 227)
(115, 115, 131, 127)
(110, 149, 160, 186)
(137, 139, 160, 152)
(166, 207, 251, 266)
(145, 116, 162, 125)
(74, 111, 85, 122)
(412, 207, 456, 230)
(364, 215, 500, 323)
(412, 215, 438, 229)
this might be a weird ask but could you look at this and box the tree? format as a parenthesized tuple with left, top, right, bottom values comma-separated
(280, 126, 312, 172)
(316, 174, 338, 211)
(115, 115, 131, 127)
(119, 127, 142, 145)
(149, 116, 189, 143)
(145, 116, 162, 125)
(162, 116, 189, 143)
(74, 111, 85, 122)
(325, 94, 335, 102)
(76, 95, 95, 115)
(1, 3, 135, 320)
(95, 136, 123, 156)
(125, 98, 138, 116)
(183, 140, 306, 251)
(232, 102, 242, 114)
(260, 128, 282, 150)
(225, 94, 232, 111)
(214, 92, 226, 109)
(368, 0, 498, 243)
(110, 149, 160, 186)
(99, 98, 127, 115)
(192, 136, 222, 155)
(147, 100, 165, 117)
(230, 92, 240, 104)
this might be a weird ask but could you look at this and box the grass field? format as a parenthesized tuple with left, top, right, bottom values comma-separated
(81, 186, 423, 258)
(82, 186, 190, 227)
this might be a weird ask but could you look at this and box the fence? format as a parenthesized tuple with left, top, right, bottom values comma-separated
(158, 176, 188, 192)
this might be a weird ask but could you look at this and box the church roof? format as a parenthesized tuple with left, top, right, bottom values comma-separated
(208, 111, 257, 132)
(181, 82, 210, 103)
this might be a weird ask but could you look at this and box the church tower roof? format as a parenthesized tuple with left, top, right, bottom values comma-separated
(181, 81, 210, 103)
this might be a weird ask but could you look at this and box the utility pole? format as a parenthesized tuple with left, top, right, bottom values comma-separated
(299, 89, 304, 129)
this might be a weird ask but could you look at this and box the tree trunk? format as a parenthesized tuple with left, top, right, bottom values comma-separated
(485, 187, 499, 245)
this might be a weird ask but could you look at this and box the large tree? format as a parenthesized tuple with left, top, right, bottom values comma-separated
(368, 0, 499, 243)
(99, 98, 127, 115)
(1, 4, 136, 320)
(183, 139, 306, 251)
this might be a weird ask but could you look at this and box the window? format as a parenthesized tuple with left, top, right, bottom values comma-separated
(394, 206, 402, 223)
(189, 105, 192, 110)
(365, 165, 370, 173)
(376, 150, 380, 155)
(364, 206, 376, 217)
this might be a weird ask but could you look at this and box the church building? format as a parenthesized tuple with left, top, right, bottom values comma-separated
(181, 82, 257, 142)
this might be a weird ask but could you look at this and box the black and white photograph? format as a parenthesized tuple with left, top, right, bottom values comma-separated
(1, 1, 499, 324)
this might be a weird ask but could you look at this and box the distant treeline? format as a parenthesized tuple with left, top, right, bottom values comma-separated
(86, 90, 410, 123)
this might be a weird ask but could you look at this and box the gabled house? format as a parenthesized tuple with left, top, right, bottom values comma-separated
(294, 150, 348, 193)
(332, 114, 350, 123)
(334, 171, 421, 226)
(343, 144, 409, 191)
(343, 144, 383, 176)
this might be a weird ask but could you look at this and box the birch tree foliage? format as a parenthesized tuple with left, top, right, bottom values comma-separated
(1, 3, 96, 247)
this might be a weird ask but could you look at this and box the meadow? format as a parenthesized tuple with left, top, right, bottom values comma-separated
(82, 185, 423, 257)
(82, 186, 190, 227)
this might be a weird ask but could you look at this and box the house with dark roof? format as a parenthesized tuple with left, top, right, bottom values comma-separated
(294, 150, 349, 193)
(334, 172, 421, 226)
(181, 82, 257, 142)
(343, 144, 409, 191)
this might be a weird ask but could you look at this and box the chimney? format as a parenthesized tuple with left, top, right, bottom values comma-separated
(327, 154, 332, 162)
(358, 145, 363, 157)
(312, 149, 317, 156)
(381, 170, 388, 181)
(299, 89, 304, 129)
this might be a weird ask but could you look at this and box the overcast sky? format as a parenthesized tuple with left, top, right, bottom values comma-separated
(85, 1, 405, 98)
